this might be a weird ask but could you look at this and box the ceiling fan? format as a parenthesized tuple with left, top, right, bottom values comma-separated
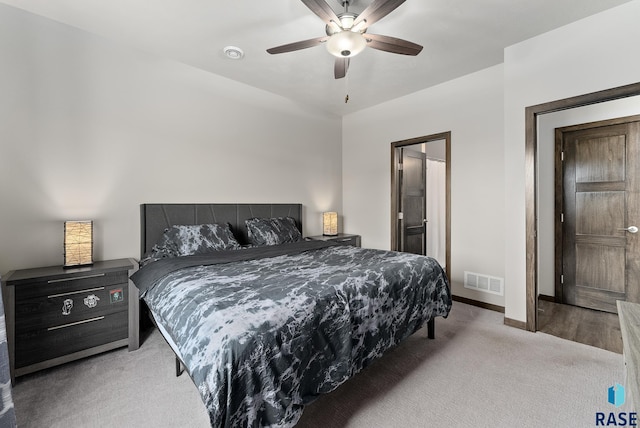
(267, 0, 423, 79)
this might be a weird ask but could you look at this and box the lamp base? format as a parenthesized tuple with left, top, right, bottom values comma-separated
(63, 261, 94, 269)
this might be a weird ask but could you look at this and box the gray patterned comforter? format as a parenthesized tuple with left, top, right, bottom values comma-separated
(132, 241, 451, 427)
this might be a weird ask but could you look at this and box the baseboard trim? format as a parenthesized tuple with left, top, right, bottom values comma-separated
(504, 317, 527, 330)
(538, 294, 556, 303)
(452, 295, 504, 313)
(451, 295, 528, 330)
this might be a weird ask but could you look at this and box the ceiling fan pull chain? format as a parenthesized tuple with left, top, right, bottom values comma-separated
(345, 72, 350, 103)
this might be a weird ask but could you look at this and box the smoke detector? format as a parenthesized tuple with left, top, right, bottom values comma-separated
(223, 46, 244, 60)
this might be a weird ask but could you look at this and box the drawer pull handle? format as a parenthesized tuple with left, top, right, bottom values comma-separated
(338, 238, 352, 242)
(47, 273, 105, 284)
(47, 316, 104, 331)
(48, 287, 105, 299)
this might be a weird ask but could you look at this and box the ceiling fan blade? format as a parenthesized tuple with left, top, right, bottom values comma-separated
(353, 0, 406, 29)
(365, 33, 423, 56)
(334, 57, 350, 79)
(267, 36, 329, 54)
(301, 0, 341, 25)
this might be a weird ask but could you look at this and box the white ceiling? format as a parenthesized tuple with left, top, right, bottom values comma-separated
(1, 0, 633, 115)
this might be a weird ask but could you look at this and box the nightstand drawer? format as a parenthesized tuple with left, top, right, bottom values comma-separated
(15, 270, 128, 300)
(306, 234, 361, 247)
(15, 282, 128, 333)
(15, 310, 128, 368)
(331, 236, 360, 246)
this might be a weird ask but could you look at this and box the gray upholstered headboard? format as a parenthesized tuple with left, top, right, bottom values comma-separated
(140, 203, 303, 258)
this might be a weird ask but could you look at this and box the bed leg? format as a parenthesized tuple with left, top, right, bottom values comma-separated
(427, 318, 435, 339)
(176, 357, 185, 377)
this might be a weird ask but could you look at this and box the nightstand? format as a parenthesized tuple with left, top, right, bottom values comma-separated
(306, 233, 361, 247)
(1, 258, 139, 383)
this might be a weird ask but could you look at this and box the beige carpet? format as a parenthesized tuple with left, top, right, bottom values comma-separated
(12, 302, 630, 427)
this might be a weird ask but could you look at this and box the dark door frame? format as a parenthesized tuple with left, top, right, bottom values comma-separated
(391, 131, 451, 280)
(525, 81, 640, 332)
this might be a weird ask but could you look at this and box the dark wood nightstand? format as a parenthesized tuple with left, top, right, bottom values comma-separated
(306, 233, 361, 247)
(1, 258, 139, 383)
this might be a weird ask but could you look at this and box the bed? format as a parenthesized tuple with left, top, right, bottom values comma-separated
(130, 203, 452, 427)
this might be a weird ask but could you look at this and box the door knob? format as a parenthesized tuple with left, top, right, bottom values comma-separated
(619, 226, 639, 233)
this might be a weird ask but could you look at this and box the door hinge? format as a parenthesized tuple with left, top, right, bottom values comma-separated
(560, 274, 564, 284)
(561, 151, 564, 161)
(561, 213, 564, 223)
(398, 163, 403, 171)
(398, 212, 404, 220)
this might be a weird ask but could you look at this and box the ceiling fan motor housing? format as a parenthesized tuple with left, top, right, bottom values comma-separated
(325, 12, 359, 36)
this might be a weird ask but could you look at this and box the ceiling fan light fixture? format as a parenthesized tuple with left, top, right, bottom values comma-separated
(326, 12, 358, 36)
(326, 30, 366, 58)
(266, 0, 420, 79)
(339, 14, 355, 30)
(351, 20, 367, 33)
(327, 21, 342, 35)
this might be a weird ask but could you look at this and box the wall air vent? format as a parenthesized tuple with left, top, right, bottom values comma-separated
(464, 271, 504, 296)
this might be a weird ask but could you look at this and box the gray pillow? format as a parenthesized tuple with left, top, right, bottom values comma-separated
(162, 223, 241, 256)
(245, 217, 302, 246)
(141, 223, 241, 266)
(140, 241, 180, 267)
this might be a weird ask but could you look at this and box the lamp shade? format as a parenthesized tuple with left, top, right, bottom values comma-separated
(326, 31, 366, 58)
(323, 212, 338, 236)
(64, 220, 93, 267)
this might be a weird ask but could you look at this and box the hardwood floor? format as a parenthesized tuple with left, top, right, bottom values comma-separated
(537, 298, 623, 354)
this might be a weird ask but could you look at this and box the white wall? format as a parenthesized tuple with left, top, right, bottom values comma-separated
(343, 64, 506, 307)
(0, 5, 343, 274)
(3, 1, 639, 320)
(504, 0, 640, 321)
(537, 97, 640, 297)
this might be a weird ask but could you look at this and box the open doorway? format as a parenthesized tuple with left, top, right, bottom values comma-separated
(390, 132, 451, 280)
(537, 114, 640, 353)
(524, 81, 640, 336)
